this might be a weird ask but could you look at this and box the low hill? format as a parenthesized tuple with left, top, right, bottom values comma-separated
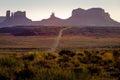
(0, 26, 120, 37)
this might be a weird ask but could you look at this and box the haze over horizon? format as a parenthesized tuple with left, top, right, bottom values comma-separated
(0, 0, 120, 22)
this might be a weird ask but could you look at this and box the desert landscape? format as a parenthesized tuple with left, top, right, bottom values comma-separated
(0, 0, 120, 79)
(0, 26, 120, 53)
(0, 25, 120, 80)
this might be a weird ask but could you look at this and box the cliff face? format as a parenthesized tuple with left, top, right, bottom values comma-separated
(65, 8, 120, 26)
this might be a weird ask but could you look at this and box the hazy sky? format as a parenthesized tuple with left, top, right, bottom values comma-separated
(0, 0, 120, 22)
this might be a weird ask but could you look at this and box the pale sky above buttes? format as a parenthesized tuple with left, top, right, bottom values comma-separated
(0, 0, 120, 22)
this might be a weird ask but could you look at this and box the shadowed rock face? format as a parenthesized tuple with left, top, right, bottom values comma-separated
(65, 8, 120, 26)
(0, 8, 120, 27)
(0, 17, 5, 23)
(39, 8, 120, 26)
(0, 11, 32, 27)
(40, 13, 64, 26)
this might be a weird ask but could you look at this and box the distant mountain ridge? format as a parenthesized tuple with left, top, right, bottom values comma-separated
(0, 8, 120, 27)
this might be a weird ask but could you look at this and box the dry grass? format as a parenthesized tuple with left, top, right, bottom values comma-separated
(0, 36, 54, 48)
(0, 35, 120, 53)
(58, 35, 120, 50)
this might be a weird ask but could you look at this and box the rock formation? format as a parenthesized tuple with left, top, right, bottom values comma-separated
(0, 10, 32, 27)
(38, 8, 120, 26)
(65, 8, 120, 26)
(0, 16, 5, 23)
(0, 8, 120, 27)
(40, 12, 64, 26)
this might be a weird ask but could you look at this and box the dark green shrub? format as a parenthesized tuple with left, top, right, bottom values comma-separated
(90, 56, 102, 64)
(34, 68, 76, 80)
(87, 65, 101, 75)
(58, 50, 75, 57)
(22, 53, 35, 61)
(15, 69, 35, 80)
(58, 55, 71, 62)
(15, 62, 35, 80)
(44, 53, 57, 60)
(0, 57, 18, 67)
(0, 74, 10, 80)
(80, 57, 89, 64)
(113, 50, 120, 57)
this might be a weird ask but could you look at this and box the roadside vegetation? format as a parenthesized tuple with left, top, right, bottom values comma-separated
(0, 49, 120, 80)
